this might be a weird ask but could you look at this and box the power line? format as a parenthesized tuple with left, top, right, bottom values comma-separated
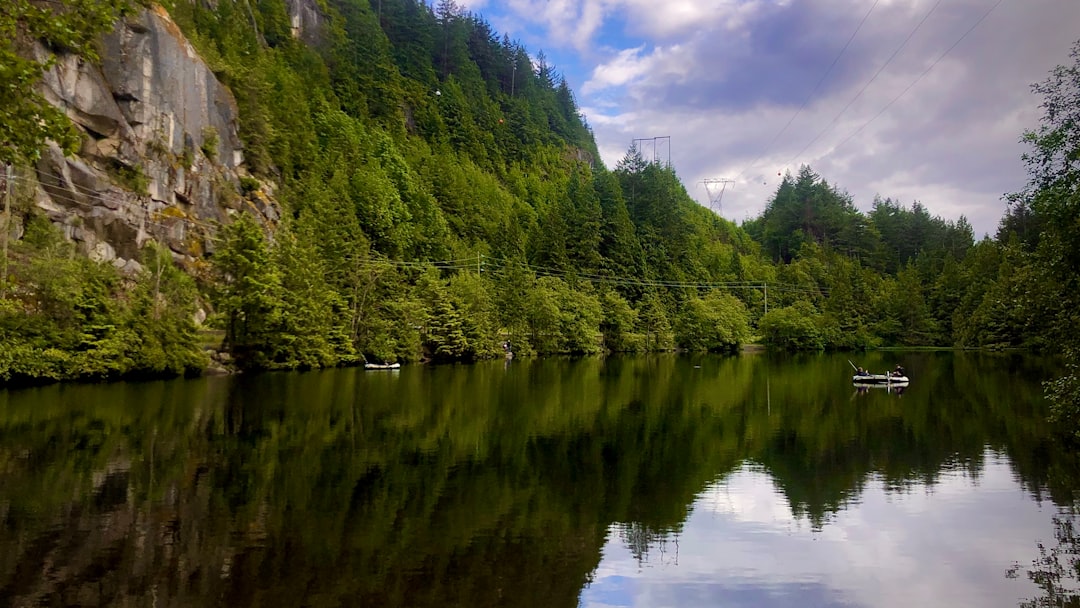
(14, 172, 833, 297)
(356, 255, 830, 295)
(480, 256, 830, 296)
(821, 0, 1006, 158)
(734, 0, 882, 183)
(784, 0, 944, 168)
(8, 173, 221, 236)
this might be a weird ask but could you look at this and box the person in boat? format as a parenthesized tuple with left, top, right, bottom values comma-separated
(892, 364, 905, 377)
(855, 367, 870, 376)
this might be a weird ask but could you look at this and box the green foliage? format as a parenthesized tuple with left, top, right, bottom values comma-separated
(522, 276, 566, 354)
(107, 159, 150, 195)
(128, 242, 209, 376)
(870, 197, 973, 274)
(759, 302, 826, 352)
(418, 267, 470, 361)
(1005, 41, 1080, 438)
(239, 175, 261, 194)
(638, 290, 674, 351)
(349, 260, 424, 364)
(211, 213, 282, 369)
(749, 167, 863, 263)
(446, 270, 501, 359)
(271, 221, 354, 369)
(875, 265, 939, 346)
(519, 276, 601, 355)
(599, 289, 643, 353)
(674, 291, 750, 353)
(0, 217, 205, 384)
(200, 126, 220, 161)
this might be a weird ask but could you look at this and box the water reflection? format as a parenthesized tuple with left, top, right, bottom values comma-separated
(0, 352, 1072, 607)
(585, 457, 1053, 608)
(1008, 513, 1080, 607)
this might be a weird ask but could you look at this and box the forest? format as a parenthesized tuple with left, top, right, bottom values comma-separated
(0, 0, 1077, 431)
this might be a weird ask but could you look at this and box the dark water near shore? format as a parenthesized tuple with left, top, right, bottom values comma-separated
(1, 351, 1077, 607)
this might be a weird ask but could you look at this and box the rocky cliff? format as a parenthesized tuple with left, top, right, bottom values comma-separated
(27, 4, 281, 272)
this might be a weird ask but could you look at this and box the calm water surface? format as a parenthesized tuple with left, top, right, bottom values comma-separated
(1, 352, 1076, 607)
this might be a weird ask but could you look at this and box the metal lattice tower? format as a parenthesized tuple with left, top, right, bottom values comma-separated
(632, 136, 671, 167)
(701, 178, 734, 214)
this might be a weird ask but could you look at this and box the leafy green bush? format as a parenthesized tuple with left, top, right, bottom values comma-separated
(675, 291, 750, 353)
(600, 289, 644, 353)
(759, 301, 826, 351)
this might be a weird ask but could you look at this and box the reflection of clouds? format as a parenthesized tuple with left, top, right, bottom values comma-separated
(588, 577, 858, 608)
(700, 463, 803, 530)
(581, 453, 1054, 608)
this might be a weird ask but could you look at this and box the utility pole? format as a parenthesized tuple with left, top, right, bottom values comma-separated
(1, 164, 11, 299)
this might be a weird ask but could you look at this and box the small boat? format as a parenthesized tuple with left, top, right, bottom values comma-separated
(852, 373, 908, 385)
(364, 362, 401, 370)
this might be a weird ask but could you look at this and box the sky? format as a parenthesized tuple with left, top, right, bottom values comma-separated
(457, 0, 1080, 238)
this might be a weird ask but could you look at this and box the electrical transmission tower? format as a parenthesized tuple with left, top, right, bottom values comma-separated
(632, 136, 671, 167)
(701, 178, 734, 214)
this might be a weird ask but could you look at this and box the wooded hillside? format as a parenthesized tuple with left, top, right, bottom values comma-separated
(1, 1, 1078, 431)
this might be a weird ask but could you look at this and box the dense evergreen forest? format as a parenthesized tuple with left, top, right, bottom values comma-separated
(0, 0, 1078, 430)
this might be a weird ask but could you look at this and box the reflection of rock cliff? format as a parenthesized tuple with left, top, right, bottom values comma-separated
(30, 5, 279, 271)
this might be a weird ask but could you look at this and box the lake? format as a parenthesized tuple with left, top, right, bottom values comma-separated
(1, 351, 1076, 607)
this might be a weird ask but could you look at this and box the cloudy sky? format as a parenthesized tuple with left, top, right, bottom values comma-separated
(458, 0, 1080, 238)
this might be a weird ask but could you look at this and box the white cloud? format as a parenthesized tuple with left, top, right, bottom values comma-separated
(583, 45, 651, 93)
(497, 0, 613, 51)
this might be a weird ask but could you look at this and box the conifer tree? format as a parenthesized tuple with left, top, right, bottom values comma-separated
(212, 214, 282, 369)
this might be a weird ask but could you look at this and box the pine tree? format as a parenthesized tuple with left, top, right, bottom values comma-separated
(212, 214, 282, 369)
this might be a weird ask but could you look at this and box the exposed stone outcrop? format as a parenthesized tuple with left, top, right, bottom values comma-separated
(286, 0, 325, 46)
(32, 4, 278, 270)
(101, 6, 244, 170)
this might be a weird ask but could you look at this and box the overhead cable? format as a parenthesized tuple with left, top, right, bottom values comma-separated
(735, 0, 882, 182)
(821, 0, 1006, 158)
(785, 0, 944, 167)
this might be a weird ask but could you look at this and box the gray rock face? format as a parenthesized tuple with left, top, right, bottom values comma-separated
(286, 0, 325, 46)
(101, 5, 243, 168)
(37, 50, 131, 143)
(32, 6, 277, 271)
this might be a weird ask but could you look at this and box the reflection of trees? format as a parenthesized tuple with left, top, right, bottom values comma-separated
(0, 355, 754, 607)
(749, 351, 1062, 527)
(617, 522, 680, 565)
(1008, 514, 1080, 607)
(0, 351, 1071, 606)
